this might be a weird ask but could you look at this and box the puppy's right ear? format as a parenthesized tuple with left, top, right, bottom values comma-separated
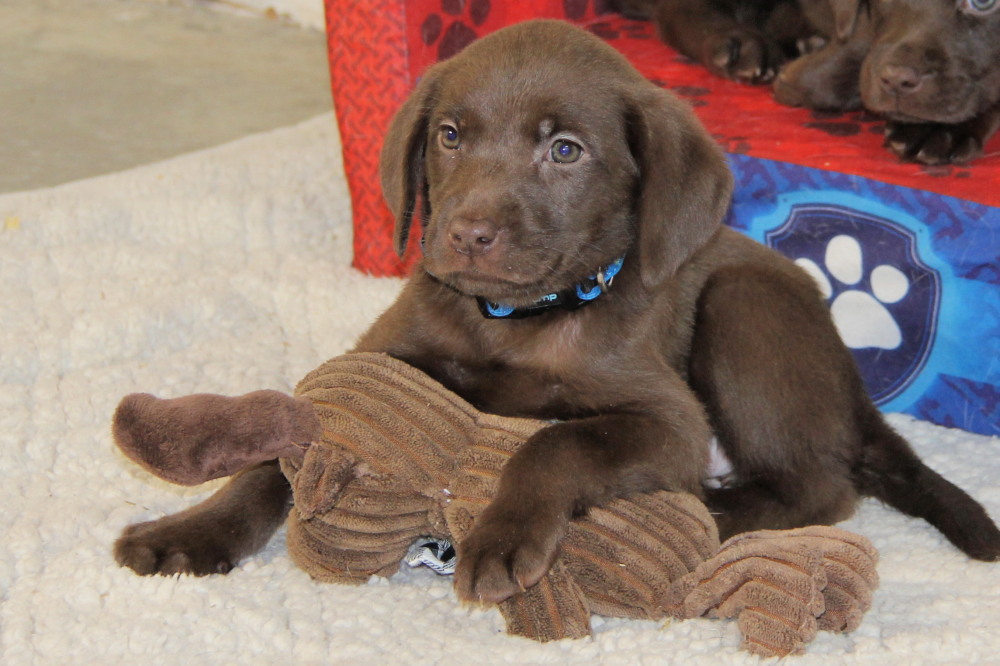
(828, 0, 864, 41)
(380, 69, 441, 257)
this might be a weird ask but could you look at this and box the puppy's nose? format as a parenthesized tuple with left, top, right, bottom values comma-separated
(879, 64, 923, 96)
(447, 217, 498, 256)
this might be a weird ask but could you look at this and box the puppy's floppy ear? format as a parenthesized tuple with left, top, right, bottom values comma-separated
(829, 0, 863, 41)
(626, 87, 733, 288)
(380, 68, 441, 257)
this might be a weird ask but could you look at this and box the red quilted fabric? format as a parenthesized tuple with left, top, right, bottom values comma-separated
(325, 1, 1000, 276)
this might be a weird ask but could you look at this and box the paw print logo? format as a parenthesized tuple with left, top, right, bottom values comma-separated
(419, 1, 610, 62)
(796, 235, 910, 350)
(766, 205, 941, 404)
(420, 0, 492, 62)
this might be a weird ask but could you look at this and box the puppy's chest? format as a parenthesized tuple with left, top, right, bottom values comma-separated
(505, 317, 586, 371)
(447, 318, 599, 418)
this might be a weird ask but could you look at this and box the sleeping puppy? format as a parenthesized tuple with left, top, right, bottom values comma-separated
(610, 0, 834, 83)
(776, 0, 1000, 165)
(860, 0, 1000, 165)
(114, 20, 1000, 604)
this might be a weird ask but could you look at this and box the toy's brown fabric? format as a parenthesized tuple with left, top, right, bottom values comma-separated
(666, 527, 880, 656)
(114, 390, 319, 486)
(282, 353, 721, 639)
(113, 352, 879, 655)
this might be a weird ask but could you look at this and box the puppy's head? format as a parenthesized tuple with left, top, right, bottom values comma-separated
(859, 0, 1000, 123)
(380, 20, 732, 306)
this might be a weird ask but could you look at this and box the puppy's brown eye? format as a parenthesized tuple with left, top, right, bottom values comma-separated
(551, 139, 583, 164)
(440, 125, 461, 149)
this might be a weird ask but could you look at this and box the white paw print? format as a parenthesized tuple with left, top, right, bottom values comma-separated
(796, 235, 910, 350)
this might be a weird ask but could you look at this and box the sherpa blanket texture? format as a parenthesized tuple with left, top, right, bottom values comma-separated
(2, 113, 1000, 665)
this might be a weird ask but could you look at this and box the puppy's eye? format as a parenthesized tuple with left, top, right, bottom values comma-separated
(440, 125, 461, 150)
(550, 139, 583, 164)
(961, 0, 998, 14)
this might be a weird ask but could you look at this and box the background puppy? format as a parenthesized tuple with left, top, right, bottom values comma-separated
(860, 0, 1000, 164)
(115, 21, 1000, 606)
(778, 0, 1000, 164)
(611, 0, 834, 83)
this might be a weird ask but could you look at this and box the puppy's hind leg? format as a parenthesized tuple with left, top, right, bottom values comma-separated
(115, 460, 292, 575)
(687, 264, 865, 540)
(688, 262, 1000, 560)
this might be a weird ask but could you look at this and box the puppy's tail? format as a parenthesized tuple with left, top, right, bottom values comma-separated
(855, 412, 1000, 561)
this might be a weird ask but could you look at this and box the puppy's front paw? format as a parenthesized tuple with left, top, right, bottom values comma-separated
(114, 515, 242, 576)
(453, 509, 566, 605)
(705, 29, 782, 84)
(884, 121, 984, 165)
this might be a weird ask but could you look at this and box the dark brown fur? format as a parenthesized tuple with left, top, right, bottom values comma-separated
(115, 20, 1000, 603)
(611, 0, 835, 83)
(859, 0, 1000, 164)
(776, 0, 1000, 164)
(772, 0, 875, 111)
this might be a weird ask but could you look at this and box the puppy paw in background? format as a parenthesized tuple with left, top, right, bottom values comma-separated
(610, 0, 833, 84)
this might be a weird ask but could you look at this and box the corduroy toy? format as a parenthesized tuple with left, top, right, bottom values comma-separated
(113, 352, 879, 657)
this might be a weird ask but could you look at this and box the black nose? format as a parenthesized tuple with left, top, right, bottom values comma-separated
(879, 64, 924, 95)
(447, 218, 498, 256)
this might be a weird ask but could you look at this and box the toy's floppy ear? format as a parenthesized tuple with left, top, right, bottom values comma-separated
(379, 68, 443, 258)
(625, 87, 733, 288)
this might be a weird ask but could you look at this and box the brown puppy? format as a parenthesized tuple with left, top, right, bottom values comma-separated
(776, 0, 1000, 165)
(115, 21, 1000, 604)
(860, 0, 1000, 165)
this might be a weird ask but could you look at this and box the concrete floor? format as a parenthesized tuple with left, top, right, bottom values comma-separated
(0, 0, 332, 193)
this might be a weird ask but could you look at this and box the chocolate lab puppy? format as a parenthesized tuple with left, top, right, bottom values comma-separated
(861, 0, 1000, 164)
(114, 20, 1000, 603)
(776, 0, 1000, 165)
(611, 0, 835, 83)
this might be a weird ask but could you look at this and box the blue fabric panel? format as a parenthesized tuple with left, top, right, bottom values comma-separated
(726, 154, 1000, 436)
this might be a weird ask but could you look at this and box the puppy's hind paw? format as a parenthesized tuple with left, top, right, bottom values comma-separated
(114, 516, 241, 576)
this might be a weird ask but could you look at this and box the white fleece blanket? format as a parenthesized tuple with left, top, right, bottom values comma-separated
(3, 113, 1000, 665)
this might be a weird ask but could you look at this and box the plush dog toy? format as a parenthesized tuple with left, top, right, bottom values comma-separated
(113, 352, 879, 657)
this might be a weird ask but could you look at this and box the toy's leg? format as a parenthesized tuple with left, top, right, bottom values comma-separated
(113, 390, 320, 485)
(114, 460, 291, 575)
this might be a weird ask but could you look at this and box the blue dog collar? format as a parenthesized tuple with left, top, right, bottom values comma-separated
(478, 256, 625, 319)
